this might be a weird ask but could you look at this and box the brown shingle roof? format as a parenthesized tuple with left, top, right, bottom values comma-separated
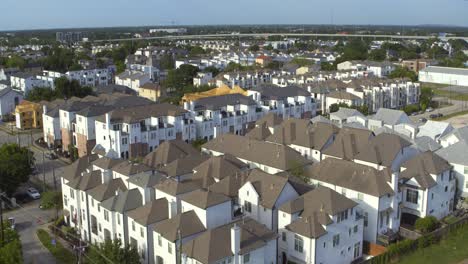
(255, 112, 283, 128)
(158, 154, 208, 178)
(202, 134, 311, 171)
(112, 161, 152, 176)
(400, 151, 452, 189)
(68, 170, 102, 191)
(285, 212, 331, 239)
(354, 133, 412, 167)
(192, 155, 247, 186)
(304, 158, 394, 197)
(155, 179, 201, 196)
(127, 198, 168, 226)
(153, 210, 206, 242)
(181, 189, 231, 209)
(322, 127, 374, 160)
(63, 154, 99, 181)
(182, 218, 277, 263)
(144, 140, 200, 168)
(87, 178, 128, 202)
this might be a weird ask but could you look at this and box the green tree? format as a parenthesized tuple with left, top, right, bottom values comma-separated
(415, 216, 439, 234)
(320, 62, 336, 71)
(87, 239, 140, 264)
(389, 66, 418, 82)
(290, 57, 313, 67)
(159, 54, 175, 70)
(0, 143, 34, 196)
(5, 55, 26, 69)
(329, 102, 350, 113)
(0, 222, 23, 264)
(203, 66, 220, 77)
(368, 49, 386, 61)
(249, 44, 260, 52)
(40, 191, 62, 210)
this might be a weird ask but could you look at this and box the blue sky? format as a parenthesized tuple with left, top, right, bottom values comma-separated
(1, 0, 468, 31)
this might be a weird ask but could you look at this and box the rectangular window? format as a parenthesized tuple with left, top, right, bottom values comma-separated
(354, 225, 358, 233)
(70, 189, 75, 199)
(464, 167, 468, 175)
(132, 221, 135, 231)
(168, 243, 172, 254)
(117, 215, 120, 225)
(104, 210, 109, 221)
(357, 193, 364, 200)
(244, 201, 252, 213)
(364, 212, 369, 227)
(354, 242, 361, 259)
(406, 189, 418, 204)
(140, 227, 144, 238)
(282, 232, 286, 242)
(333, 234, 340, 247)
(158, 235, 162, 246)
(243, 253, 250, 263)
(294, 234, 303, 253)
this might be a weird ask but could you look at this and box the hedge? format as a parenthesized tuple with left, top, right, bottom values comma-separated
(36, 229, 75, 264)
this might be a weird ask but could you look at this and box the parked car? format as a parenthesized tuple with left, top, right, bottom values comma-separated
(26, 188, 41, 200)
(45, 152, 57, 160)
(437, 113, 444, 118)
(429, 114, 438, 119)
(419, 117, 428, 123)
(426, 107, 434, 112)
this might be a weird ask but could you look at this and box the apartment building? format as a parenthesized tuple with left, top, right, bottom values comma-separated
(278, 186, 363, 264)
(94, 103, 196, 159)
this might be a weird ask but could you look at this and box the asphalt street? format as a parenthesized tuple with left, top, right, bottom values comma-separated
(4, 200, 57, 264)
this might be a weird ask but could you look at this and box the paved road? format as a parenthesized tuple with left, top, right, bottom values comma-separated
(4, 200, 57, 264)
(92, 32, 468, 43)
(0, 129, 67, 190)
(409, 98, 468, 124)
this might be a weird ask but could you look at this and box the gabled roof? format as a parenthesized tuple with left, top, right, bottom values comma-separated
(286, 212, 331, 239)
(327, 91, 360, 100)
(192, 94, 257, 111)
(354, 133, 412, 167)
(87, 178, 128, 202)
(322, 127, 374, 160)
(181, 189, 231, 209)
(371, 108, 412, 126)
(95, 103, 187, 123)
(436, 140, 468, 166)
(417, 120, 454, 140)
(413, 136, 442, 152)
(251, 84, 310, 100)
(127, 173, 162, 188)
(100, 189, 143, 213)
(112, 161, 152, 177)
(330, 107, 365, 120)
(304, 158, 394, 197)
(192, 155, 247, 186)
(182, 218, 276, 263)
(255, 112, 283, 128)
(202, 134, 311, 171)
(143, 140, 200, 168)
(158, 154, 208, 178)
(127, 198, 168, 226)
(153, 210, 206, 242)
(280, 186, 357, 216)
(439, 126, 468, 143)
(63, 154, 99, 181)
(155, 179, 201, 196)
(400, 151, 452, 189)
(68, 170, 102, 191)
(92, 157, 124, 170)
(206, 172, 250, 198)
(244, 169, 306, 209)
(245, 124, 273, 141)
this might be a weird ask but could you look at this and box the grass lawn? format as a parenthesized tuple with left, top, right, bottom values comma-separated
(36, 229, 76, 264)
(433, 110, 468, 121)
(397, 224, 468, 264)
(433, 89, 468, 101)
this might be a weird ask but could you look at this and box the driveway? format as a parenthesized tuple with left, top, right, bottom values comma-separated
(4, 200, 58, 264)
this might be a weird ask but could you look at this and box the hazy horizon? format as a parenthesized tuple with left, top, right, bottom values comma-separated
(2, 0, 468, 31)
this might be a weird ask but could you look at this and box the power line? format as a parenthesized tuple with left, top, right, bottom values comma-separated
(0, 193, 114, 264)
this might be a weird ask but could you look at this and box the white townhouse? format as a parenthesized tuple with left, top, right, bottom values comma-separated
(193, 72, 213, 87)
(182, 218, 277, 264)
(325, 90, 363, 112)
(278, 187, 364, 264)
(261, 118, 340, 162)
(180, 189, 233, 229)
(66, 68, 113, 87)
(248, 84, 317, 119)
(153, 210, 207, 264)
(202, 134, 311, 174)
(304, 158, 399, 244)
(126, 198, 169, 264)
(184, 93, 260, 140)
(115, 71, 151, 92)
(436, 141, 468, 197)
(399, 151, 456, 220)
(439, 126, 468, 148)
(86, 178, 129, 244)
(0, 87, 22, 119)
(100, 189, 143, 246)
(154, 179, 201, 216)
(337, 61, 396, 77)
(238, 169, 310, 231)
(329, 108, 367, 127)
(42, 103, 64, 147)
(94, 103, 196, 159)
(367, 108, 415, 135)
(9, 72, 51, 93)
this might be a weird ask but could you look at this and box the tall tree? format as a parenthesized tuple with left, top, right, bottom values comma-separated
(0, 144, 34, 196)
(87, 239, 140, 264)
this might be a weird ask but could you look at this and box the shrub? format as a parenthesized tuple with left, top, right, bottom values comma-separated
(36, 229, 75, 264)
(415, 216, 439, 233)
(40, 191, 62, 210)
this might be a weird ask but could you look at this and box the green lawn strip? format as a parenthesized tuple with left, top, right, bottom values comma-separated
(433, 110, 468, 121)
(36, 229, 76, 264)
(397, 224, 468, 264)
(433, 89, 468, 101)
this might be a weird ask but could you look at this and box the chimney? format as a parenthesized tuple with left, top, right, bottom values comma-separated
(168, 200, 177, 218)
(115, 188, 121, 197)
(231, 224, 241, 263)
(42, 104, 47, 115)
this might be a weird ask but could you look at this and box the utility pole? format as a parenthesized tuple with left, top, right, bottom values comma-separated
(42, 151, 46, 192)
(0, 200, 4, 246)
